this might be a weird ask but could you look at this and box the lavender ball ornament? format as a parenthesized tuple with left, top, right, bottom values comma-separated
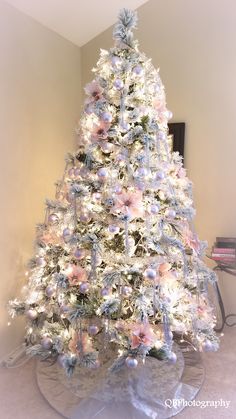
(168, 352, 177, 364)
(203, 340, 213, 351)
(79, 282, 90, 294)
(111, 56, 122, 68)
(101, 287, 110, 297)
(150, 204, 160, 214)
(101, 112, 112, 123)
(97, 167, 108, 179)
(88, 325, 99, 336)
(74, 248, 85, 260)
(113, 79, 124, 90)
(125, 357, 138, 369)
(108, 225, 120, 234)
(45, 285, 56, 298)
(165, 208, 176, 219)
(41, 336, 53, 350)
(156, 171, 165, 180)
(26, 309, 38, 320)
(57, 354, 67, 367)
(133, 65, 143, 76)
(121, 286, 132, 296)
(144, 268, 157, 280)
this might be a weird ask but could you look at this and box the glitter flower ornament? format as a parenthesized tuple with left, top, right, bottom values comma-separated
(65, 264, 87, 286)
(84, 80, 104, 104)
(112, 189, 144, 219)
(131, 322, 156, 349)
(90, 121, 111, 143)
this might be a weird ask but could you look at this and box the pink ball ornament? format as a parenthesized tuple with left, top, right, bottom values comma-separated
(165, 208, 176, 219)
(26, 309, 38, 320)
(125, 356, 138, 369)
(79, 282, 90, 294)
(144, 268, 157, 280)
(101, 112, 112, 123)
(41, 336, 53, 350)
(48, 213, 59, 225)
(36, 257, 46, 267)
(68, 168, 75, 178)
(88, 325, 99, 336)
(113, 184, 122, 194)
(92, 192, 102, 201)
(113, 79, 124, 90)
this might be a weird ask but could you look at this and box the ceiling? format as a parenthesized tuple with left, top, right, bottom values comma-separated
(5, 0, 149, 47)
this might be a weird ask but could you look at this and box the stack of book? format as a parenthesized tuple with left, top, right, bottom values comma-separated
(211, 237, 236, 266)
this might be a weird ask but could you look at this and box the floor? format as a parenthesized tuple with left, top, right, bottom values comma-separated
(0, 327, 235, 419)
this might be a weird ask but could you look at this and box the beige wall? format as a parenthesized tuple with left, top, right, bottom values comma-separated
(0, 2, 81, 357)
(81, 0, 236, 314)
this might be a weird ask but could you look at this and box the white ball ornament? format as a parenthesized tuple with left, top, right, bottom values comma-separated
(41, 336, 53, 350)
(125, 357, 138, 369)
(26, 309, 38, 320)
(113, 79, 124, 90)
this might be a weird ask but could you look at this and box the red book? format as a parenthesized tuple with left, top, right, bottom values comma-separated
(213, 247, 236, 254)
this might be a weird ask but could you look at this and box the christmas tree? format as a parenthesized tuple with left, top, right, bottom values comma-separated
(9, 9, 219, 375)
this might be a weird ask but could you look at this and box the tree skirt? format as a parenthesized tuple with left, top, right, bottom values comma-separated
(36, 344, 204, 419)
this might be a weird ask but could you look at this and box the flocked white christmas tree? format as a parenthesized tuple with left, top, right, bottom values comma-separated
(9, 9, 219, 375)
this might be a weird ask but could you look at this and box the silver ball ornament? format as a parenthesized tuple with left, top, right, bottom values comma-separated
(88, 325, 99, 336)
(41, 336, 53, 350)
(113, 79, 124, 90)
(79, 282, 90, 293)
(125, 356, 138, 369)
(26, 309, 38, 320)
